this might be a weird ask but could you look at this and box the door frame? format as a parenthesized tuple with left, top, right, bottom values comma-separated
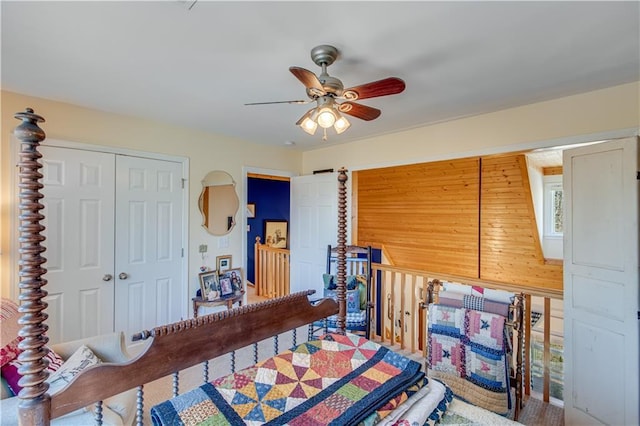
(241, 166, 297, 287)
(9, 137, 190, 320)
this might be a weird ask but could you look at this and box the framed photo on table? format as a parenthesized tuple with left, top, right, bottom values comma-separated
(216, 255, 232, 273)
(199, 270, 219, 301)
(220, 268, 243, 295)
(264, 220, 288, 248)
(219, 275, 234, 297)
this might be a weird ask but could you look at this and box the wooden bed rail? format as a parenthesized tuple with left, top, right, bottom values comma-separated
(50, 291, 337, 419)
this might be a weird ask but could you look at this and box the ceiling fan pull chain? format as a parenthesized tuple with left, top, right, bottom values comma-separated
(322, 128, 328, 141)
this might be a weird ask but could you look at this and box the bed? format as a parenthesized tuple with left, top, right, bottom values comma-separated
(10, 108, 526, 425)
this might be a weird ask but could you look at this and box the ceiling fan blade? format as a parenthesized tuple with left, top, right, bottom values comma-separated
(342, 77, 405, 101)
(289, 66, 325, 95)
(244, 100, 310, 106)
(337, 102, 381, 121)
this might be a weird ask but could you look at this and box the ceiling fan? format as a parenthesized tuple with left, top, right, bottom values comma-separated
(245, 45, 406, 140)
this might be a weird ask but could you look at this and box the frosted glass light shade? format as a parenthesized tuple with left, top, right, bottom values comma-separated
(316, 107, 337, 128)
(334, 116, 351, 134)
(300, 116, 318, 135)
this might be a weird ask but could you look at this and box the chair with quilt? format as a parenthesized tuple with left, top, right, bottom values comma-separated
(314, 244, 373, 339)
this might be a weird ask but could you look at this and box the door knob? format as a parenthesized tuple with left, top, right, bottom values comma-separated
(102, 274, 113, 282)
(118, 272, 129, 280)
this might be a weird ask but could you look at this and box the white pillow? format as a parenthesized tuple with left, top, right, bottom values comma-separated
(47, 345, 101, 395)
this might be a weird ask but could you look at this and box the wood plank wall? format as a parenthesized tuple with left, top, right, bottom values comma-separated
(354, 153, 563, 292)
(355, 158, 480, 278)
(480, 154, 563, 291)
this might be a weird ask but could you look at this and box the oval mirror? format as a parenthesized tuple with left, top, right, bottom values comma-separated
(198, 171, 239, 236)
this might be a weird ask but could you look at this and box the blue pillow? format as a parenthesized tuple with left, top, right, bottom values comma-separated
(324, 288, 361, 313)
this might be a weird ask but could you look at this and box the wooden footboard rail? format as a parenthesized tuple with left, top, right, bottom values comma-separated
(49, 292, 337, 420)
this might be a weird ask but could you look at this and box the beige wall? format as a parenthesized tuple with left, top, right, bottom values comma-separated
(1, 91, 302, 302)
(302, 82, 640, 173)
(2, 81, 638, 307)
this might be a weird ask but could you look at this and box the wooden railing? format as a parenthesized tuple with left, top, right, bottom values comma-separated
(254, 237, 290, 298)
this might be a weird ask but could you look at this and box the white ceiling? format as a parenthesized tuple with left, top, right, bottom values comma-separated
(2, 1, 638, 151)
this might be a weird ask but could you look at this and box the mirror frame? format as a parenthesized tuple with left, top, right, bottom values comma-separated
(198, 170, 239, 236)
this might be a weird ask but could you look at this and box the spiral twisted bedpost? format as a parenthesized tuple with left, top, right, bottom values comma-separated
(14, 108, 51, 425)
(335, 168, 348, 335)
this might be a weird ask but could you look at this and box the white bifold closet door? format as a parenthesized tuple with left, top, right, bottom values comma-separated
(40, 146, 184, 345)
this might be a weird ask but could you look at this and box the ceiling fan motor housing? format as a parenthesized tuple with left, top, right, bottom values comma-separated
(319, 75, 343, 96)
(310, 45, 339, 67)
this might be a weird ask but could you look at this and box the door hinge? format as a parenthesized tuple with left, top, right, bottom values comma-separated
(181, 178, 186, 189)
(181, 248, 184, 258)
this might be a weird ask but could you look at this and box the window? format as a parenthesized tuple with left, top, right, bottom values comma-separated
(551, 185, 563, 234)
(544, 177, 563, 237)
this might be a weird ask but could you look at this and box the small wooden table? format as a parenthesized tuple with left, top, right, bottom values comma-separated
(192, 292, 244, 318)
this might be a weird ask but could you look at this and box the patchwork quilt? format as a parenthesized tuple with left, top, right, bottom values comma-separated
(428, 304, 511, 415)
(151, 333, 426, 425)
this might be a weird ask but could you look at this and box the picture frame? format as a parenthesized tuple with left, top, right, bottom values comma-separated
(264, 220, 288, 249)
(218, 276, 234, 297)
(216, 254, 232, 273)
(198, 270, 219, 301)
(247, 203, 256, 219)
(220, 267, 243, 296)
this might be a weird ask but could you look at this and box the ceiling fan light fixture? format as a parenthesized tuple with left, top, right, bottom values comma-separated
(296, 108, 318, 135)
(249, 44, 406, 142)
(333, 115, 351, 134)
(300, 116, 318, 135)
(316, 106, 337, 128)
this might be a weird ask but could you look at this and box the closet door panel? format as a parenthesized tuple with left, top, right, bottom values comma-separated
(114, 156, 183, 342)
(40, 146, 116, 344)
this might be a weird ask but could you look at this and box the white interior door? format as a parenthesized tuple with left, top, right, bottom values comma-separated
(563, 137, 639, 425)
(290, 172, 340, 297)
(114, 156, 184, 343)
(40, 146, 115, 344)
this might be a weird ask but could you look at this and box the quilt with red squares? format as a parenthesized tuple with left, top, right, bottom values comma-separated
(151, 333, 425, 425)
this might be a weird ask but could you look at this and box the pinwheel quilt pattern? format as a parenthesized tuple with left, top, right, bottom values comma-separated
(151, 333, 425, 425)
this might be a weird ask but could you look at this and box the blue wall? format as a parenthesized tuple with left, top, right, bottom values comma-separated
(246, 177, 290, 283)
